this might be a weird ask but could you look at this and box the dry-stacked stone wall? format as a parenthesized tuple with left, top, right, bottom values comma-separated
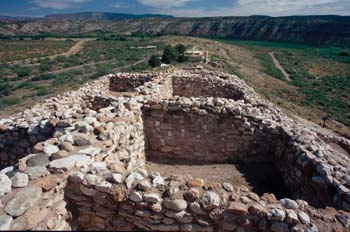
(172, 74, 245, 100)
(0, 69, 350, 231)
(109, 73, 155, 92)
(143, 104, 277, 163)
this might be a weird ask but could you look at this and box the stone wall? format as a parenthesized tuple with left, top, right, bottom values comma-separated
(0, 69, 350, 231)
(172, 74, 245, 100)
(110, 73, 156, 92)
(65, 168, 321, 232)
(143, 105, 276, 163)
(141, 97, 343, 209)
(0, 76, 111, 170)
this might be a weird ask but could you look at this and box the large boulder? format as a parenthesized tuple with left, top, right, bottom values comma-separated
(4, 186, 42, 217)
(49, 155, 91, 173)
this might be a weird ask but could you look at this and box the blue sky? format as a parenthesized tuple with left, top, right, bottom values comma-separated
(0, 0, 349, 17)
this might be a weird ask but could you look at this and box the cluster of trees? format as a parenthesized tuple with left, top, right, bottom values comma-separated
(148, 44, 187, 68)
(339, 50, 349, 57)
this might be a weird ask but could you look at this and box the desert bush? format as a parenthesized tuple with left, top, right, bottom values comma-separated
(31, 73, 56, 81)
(0, 97, 20, 107)
(39, 63, 53, 72)
(149, 55, 161, 67)
(35, 86, 49, 96)
(96, 63, 112, 75)
(339, 50, 349, 57)
(0, 83, 13, 96)
(13, 65, 32, 78)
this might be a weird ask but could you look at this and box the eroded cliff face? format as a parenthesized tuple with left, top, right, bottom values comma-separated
(1, 16, 350, 45)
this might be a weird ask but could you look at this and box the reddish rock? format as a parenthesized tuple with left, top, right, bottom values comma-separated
(248, 204, 268, 217)
(227, 202, 248, 215)
(33, 175, 63, 191)
(108, 163, 126, 174)
(112, 185, 127, 202)
(187, 178, 204, 188)
(261, 193, 277, 203)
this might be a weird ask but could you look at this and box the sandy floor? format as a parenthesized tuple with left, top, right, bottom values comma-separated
(146, 159, 292, 199)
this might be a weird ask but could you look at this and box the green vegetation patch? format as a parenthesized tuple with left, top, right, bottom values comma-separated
(212, 37, 350, 126)
(256, 53, 285, 81)
(300, 76, 350, 126)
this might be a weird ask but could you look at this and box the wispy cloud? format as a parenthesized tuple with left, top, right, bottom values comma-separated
(137, 0, 196, 8)
(31, 0, 90, 9)
(111, 1, 132, 9)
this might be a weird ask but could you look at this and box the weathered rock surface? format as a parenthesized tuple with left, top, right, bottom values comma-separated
(49, 155, 91, 172)
(0, 174, 12, 196)
(11, 172, 29, 188)
(4, 186, 42, 217)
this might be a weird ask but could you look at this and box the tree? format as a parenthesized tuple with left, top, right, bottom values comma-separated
(148, 55, 161, 68)
(176, 44, 187, 55)
(162, 45, 179, 64)
(178, 54, 187, 63)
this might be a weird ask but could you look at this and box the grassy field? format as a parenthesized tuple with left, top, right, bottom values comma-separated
(0, 40, 75, 63)
(213, 38, 350, 127)
(0, 36, 164, 114)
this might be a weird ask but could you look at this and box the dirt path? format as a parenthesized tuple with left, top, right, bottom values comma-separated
(55, 40, 85, 58)
(11, 57, 148, 86)
(269, 52, 291, 81)
(7, 39, 92, 66)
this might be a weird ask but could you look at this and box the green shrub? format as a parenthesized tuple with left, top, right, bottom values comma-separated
(39, 63, 52, 72)
(13, 66, 32, 78)
(96, 64, 112, 76)
(16, 81, 36, 89)
(31, 73, 56, 81)
(0, 83, 13, 96)
(176, 44, 187, 55)
(339, 50, 349, 57)
(0, 97, 20, 107)
(149, 55, 161, 67)
(35, 86, 49, 96)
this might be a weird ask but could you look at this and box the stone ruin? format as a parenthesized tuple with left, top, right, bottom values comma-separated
(1, 68, 350, 231)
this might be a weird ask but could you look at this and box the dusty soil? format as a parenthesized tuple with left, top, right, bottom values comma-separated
(269, 52, 291, 81)
(329, 143, 349, 156)
(146, 158, 291, 199)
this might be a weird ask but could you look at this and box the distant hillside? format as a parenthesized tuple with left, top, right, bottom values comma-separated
(44, 12, 173, 21)
(0, 15, 36, 22)
(1, 15, 350, 46)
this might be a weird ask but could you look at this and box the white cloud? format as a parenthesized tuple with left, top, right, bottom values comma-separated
(111, 2, 131, 9)
(160, 0, 350, 16)
(31, 0, 89, 9)
(137, 0, 196, 8)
